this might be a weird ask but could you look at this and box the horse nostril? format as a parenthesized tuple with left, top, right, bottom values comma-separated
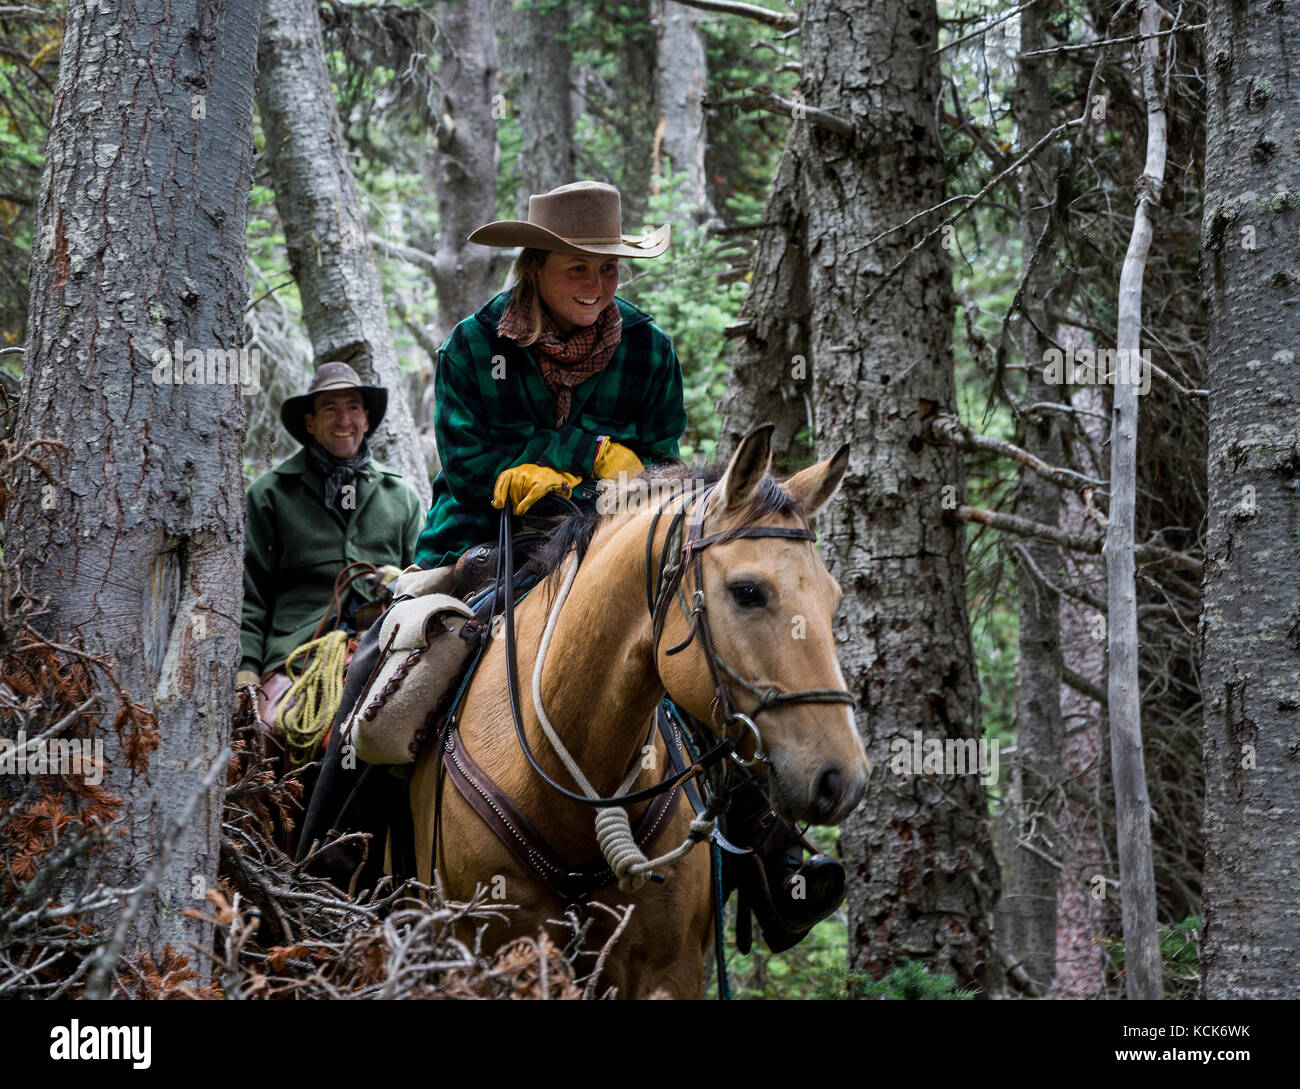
(814, 767, 843, 821)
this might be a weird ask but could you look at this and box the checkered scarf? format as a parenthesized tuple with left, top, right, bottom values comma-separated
(496, 279, 623, 425)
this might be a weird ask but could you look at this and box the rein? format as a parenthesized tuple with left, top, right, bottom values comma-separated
(499, 478, 855, 886)
(501, 505, 735, 808)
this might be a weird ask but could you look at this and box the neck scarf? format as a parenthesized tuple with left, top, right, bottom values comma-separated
(496, 279, 623, 425)
(305, 437, 373, 514)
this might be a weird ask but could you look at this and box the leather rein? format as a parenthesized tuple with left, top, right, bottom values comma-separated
(432, 477, 856, 903)
(501, 478, 856, 808)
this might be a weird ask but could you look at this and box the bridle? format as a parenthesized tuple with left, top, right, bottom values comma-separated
(497, 477, 856, 810)
(429, 476, 858, 906)
(645, 481, 857, 767)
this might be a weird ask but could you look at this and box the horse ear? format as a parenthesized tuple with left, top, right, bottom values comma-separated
(781, 441, 850, 516)
(715, 423, 774, 516)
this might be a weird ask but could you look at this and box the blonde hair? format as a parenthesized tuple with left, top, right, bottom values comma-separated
(509, 248, 551, 347)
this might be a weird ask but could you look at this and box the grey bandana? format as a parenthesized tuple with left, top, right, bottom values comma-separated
(305, 438, 373, 513)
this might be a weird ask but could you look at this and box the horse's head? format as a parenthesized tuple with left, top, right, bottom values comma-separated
(656, 425, 869, 826)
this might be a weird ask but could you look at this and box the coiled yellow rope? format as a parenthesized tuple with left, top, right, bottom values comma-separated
(276, 629, 349, 767)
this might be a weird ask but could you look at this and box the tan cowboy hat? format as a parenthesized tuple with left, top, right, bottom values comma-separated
(281, 361, 388, 447)
(466, 180, 670, 258)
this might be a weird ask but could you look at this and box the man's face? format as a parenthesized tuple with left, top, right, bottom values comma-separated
(304, 389, 369, 460)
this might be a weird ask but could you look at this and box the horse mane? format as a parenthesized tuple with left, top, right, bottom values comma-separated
(527, 459, 808, 588)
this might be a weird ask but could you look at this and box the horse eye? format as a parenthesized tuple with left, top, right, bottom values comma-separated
(730, 583, 766, 608)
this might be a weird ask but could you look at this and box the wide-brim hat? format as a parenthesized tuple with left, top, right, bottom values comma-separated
(466, 180, 670, 259)
(280, 361, 388, 448)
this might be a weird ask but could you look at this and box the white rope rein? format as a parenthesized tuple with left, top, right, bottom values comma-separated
(530, 552, 715, 891)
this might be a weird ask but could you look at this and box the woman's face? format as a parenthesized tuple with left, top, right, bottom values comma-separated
(536, 251, 619, 335)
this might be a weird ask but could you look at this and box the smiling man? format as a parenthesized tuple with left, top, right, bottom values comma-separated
(238, 363, 425, 756)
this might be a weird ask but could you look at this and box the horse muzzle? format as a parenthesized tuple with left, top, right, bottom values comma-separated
(768, 757, 868, 826)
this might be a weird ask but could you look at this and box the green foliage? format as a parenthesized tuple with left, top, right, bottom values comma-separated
(817, 959, 977, 1001)
(616, 168, 747, 464)
(0, 5, 63, 347)
(1102, 915, 1202, 1000)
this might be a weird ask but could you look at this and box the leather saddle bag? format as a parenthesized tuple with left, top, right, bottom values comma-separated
(340, 593, 477, 766)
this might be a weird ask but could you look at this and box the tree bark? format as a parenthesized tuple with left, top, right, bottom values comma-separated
(652, 0, 715, 224)
(1107, 0, 1165, 1001)
(801, 0, 1000, 992)
(1051, 337, 1110, 999)
(500, 0, 575, 215)
(8, 0, 261, 968)
(1003, 0, 1064, 995)
(609, 0, 658, 224)
(427, 0, 507, 348)
(1200, 0, 1300, 1000)
(256, 0, 430, 506)
(716, 125, 811, 471)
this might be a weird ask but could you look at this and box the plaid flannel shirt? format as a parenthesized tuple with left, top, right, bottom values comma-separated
(414, 287, 687, 569)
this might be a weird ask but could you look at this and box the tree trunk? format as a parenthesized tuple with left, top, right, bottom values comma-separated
(716, 125, 811, 471)
(501, 0, 575, 215)
(652, 0, 715, 224)
(610, 0, 657, 224)
(1051, 342, 1110, 999)
(428, 0, 507, 347)
(802, 0, 1000, 992)
(1003, 0, 1064, 995)
(1106, 0, 1165, 1002)
(1200, 0, 1300, 1000)
(256, 0, 430, 506)
(8, 0, 261, 970)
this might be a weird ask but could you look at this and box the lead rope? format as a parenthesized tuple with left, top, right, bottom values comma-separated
(531, 551, 716, 891)
(276, 628, 350, 766)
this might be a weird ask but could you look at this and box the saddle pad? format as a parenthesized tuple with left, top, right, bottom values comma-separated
(343, 594, 477, 766)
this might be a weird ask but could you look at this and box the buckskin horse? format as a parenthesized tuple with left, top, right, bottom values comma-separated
(409, 424, 870, 999)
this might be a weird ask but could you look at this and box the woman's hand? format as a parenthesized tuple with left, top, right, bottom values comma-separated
(492, 463, 582, 515)
(593, 438, 644, 480)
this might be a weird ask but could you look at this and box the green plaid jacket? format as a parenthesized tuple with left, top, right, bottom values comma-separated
(414, 288, 687, 569)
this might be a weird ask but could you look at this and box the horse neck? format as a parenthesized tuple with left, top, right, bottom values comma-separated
(522, 504, 669, 800)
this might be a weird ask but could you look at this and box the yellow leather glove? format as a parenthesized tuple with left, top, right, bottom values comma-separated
(593, 439, 643, 480)
(236, 669, 260, 690)
(492, 463, 581, 515)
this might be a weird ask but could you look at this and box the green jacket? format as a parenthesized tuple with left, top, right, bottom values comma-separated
(240, 449, 424, 676)
(414, 288, 687, 568)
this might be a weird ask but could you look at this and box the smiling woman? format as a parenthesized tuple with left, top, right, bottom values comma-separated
(408, 179, 687, 575)
(540, 252, 620, 333)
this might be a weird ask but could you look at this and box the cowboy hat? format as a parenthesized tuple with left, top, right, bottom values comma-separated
(466, 180, 670, 259)
(280, 361, 388, 447)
